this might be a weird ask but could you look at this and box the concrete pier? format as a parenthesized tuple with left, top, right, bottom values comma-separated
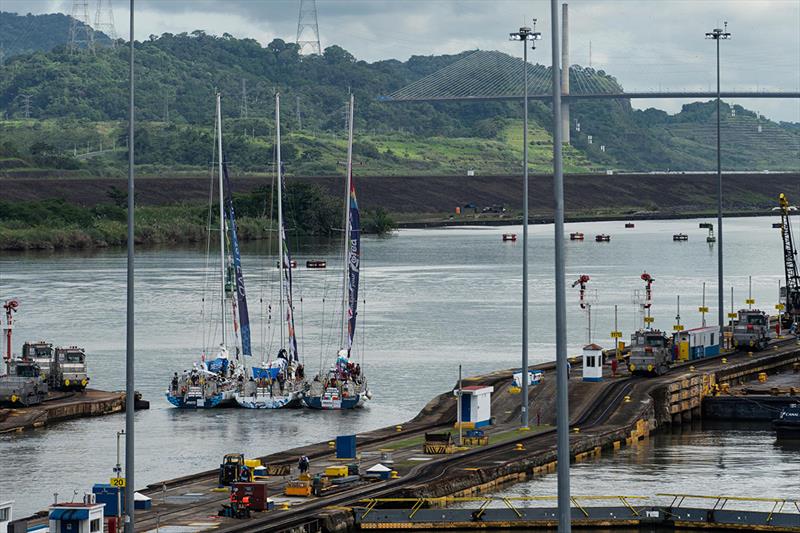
(0, 389, 128, 433)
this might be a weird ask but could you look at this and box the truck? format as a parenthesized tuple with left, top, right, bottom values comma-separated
(0, 359, 48, 406)
(21, 341, 89, 391)
(731, 309, 770, 351)
(628, 329, 673, 376)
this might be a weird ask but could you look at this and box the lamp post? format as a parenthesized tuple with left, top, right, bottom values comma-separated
(706, 23, 731, 334)
(550, 1, 570, 530)
(125, 1, 135, 531)
(509, 20, 541, 430)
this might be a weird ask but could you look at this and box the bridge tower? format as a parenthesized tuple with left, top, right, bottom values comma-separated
(561, 3, 570, 144)
(296, 0, 322, 56)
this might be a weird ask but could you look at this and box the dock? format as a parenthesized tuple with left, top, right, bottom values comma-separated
(0, 389, 129, 434)
(18, 339, 800, 532)
(703, 367, 799, 420)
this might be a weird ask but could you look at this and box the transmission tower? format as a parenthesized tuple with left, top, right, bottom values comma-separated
(240, 79, 248, 119)
(68, 1, 95, 54)
(94, 0, 118, 46)
(296, 0, 322, 56)
(20, 94, 32, 119)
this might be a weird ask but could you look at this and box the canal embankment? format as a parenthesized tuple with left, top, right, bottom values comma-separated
(0, 389, 147, 434)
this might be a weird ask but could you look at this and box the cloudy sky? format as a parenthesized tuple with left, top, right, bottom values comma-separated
(4, 0, 799, 121)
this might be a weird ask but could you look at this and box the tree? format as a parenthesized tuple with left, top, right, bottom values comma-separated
(323, 45, 355, 64)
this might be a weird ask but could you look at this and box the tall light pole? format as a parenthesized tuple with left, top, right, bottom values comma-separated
(550, 1, 570, 530)
(509, 21, 541, 429)
(125, 1, 135, 532)
(706, 22, 730, 334)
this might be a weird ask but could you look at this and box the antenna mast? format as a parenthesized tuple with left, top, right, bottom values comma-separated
(296, 0, 322, 56)
(68, 1, 95, 54)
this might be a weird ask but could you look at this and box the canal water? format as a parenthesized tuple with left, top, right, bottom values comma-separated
(0, 216, 795, 516)
(497, 420, 800, 510)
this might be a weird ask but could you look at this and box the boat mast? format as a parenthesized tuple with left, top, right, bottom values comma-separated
(216, 93, 227, 348)
(341, 94, 355, 351)
(276, 93, 285, 350)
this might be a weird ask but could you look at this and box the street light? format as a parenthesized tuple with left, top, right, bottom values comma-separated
(706, 23, 730, 335)
(509, 21, 541, 430)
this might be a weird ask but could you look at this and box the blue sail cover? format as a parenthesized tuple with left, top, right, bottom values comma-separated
(346, 174, 361, 353)
(280, 162, 300, 362)
(223, 161, 251, 356)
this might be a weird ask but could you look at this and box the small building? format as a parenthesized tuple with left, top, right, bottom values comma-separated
(582, 344, 604, 382)
(674, 326, 720, 361)
(0, 501, 12, 533)
(365, 464, 392, 480)
(49, 500, 105, 533)
(457, 385, 494, 429)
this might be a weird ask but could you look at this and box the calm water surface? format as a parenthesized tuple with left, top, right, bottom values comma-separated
(0, 216, 795, 516)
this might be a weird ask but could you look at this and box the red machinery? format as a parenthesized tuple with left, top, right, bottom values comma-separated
(641, 272, 654, 308)
(3, 299, 19, 368)
(571, 275, 591, 309)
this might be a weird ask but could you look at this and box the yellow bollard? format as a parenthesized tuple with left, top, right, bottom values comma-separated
(391, 470, 399, 479)
(395, 425, 403, 432)
(281, 502, 291, 510)
(328, 441, 335, 449)
(573, 427, 580, 433)
(758, 372, 768, 383)
(689, 366, 695, 372)
(624, 395, 631, 403)
(722, 357, 728, 364)
(515, 443, 525, 451)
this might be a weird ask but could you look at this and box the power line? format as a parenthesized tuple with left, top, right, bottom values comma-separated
(296, 0, 322, 56)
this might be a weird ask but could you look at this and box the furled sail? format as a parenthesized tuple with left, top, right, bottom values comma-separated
(223, 161, 251, 356)
(280, 162, 299, 362)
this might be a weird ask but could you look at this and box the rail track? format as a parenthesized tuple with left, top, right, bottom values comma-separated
(133, 335, 800, 532)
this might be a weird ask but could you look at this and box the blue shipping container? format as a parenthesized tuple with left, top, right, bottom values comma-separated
(336, 435, 356, 459)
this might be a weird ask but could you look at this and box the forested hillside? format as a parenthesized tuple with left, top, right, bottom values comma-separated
(0, 12, 110, 57)
(0, 11, 798, 175)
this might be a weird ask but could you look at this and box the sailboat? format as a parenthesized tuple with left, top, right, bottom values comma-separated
(304, 94, 371, 410)
(235, 93, 307, 409)
(166, 93, 245, 409)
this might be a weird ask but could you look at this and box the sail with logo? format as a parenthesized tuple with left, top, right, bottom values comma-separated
(304, 94, 371, 410)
